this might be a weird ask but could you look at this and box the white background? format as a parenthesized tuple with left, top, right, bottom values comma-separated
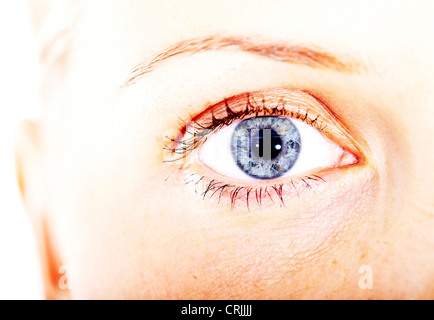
(0, 1, 44, 299)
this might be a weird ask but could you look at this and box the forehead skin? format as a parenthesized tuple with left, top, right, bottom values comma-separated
(42, 0, 434, 299)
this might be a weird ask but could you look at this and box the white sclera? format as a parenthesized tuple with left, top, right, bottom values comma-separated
(198, 118, 343, 181)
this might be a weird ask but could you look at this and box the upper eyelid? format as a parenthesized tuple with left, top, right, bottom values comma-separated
(164, 88, 363, 164)
(200, 89, 358, 148)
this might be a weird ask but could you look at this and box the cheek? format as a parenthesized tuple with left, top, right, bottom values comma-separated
(148, 168, 378, 299)
(47, 98, 379, 299)
(45, 99, 173, 298)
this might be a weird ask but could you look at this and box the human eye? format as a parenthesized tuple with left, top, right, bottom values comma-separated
(164, 88, 363, 210)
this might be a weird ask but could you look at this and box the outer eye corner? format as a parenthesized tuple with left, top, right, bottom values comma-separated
(338, 134, 366, 168)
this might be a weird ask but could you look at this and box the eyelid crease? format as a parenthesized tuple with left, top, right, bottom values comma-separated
(164, 88, 363, 165)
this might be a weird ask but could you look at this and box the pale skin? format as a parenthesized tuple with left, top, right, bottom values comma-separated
(16, 0, 434, 299)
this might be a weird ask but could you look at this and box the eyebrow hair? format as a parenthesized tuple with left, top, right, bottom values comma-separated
(123, 35, 364, 87)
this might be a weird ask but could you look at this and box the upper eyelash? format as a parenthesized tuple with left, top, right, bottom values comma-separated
(163, 93, 327, 163)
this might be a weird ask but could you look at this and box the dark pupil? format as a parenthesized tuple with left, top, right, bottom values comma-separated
(250, 129, 283, 160)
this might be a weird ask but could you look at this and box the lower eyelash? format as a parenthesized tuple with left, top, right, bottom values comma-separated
(185, 173, 326, 210)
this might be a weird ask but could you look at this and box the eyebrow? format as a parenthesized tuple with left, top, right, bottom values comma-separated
(123, 35, 364, 87)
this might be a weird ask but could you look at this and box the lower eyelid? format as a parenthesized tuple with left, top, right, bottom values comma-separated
(183, 136, 360, 210)
(178, 154, 368, 211)
(180, 167, 325, 210)
(166, 151, 360, 211)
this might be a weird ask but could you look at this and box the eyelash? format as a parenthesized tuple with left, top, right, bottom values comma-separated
(163, 91, 333, 209)
(185, 172, 326, 210)
(164, 93, 328, 162)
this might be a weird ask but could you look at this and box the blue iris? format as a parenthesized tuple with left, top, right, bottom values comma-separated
(231, 117, 301, 179)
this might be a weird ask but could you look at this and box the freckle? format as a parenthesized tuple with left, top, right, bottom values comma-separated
(193, 275, 198, 280)
(360, 253, 366, 260)
(332, 260, 338, 265)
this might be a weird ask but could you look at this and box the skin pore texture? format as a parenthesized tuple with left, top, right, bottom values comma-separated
(17, 0, 434, 299)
